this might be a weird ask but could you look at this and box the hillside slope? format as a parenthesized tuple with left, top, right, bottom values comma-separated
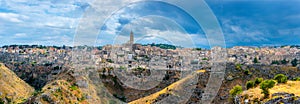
(32, 80, 88, 104)
(0, 63, 35, 103)
(129, 70, 206, 104)
(240, 81, 300, 103)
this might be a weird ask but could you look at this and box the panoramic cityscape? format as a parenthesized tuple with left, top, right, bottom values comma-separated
(0, 0, 300, 104)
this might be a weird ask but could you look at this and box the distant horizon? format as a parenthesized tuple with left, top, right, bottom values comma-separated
(1, 0, 299, 48)
(1, 43, 300, 49)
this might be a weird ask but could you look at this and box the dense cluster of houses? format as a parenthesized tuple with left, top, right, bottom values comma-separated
(0, 45, 299, 72)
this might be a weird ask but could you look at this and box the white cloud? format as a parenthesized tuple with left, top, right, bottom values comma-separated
(0, 13, 28, 23)
(230, 26, 241, 33)
(98, 13, 210, 47)
(42, 16, 77, 29)
(221, 18, 270, 45)
(73, 0, 143, 45)
(278, 28, 300, 36)
(113, 27, 207, 48)
(3, 0, 89, 14)
(2, 0, 85, 28)
(142, 28, 196, 47)
(14, 33, 27, 38)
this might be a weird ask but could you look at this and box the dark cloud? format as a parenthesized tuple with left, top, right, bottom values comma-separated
(206, 0, 300, 47)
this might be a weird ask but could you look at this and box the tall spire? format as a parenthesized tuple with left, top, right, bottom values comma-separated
(130, 30, 134, 44)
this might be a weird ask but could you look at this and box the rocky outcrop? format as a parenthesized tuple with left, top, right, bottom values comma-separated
(0, 63, 35, 104)
(265, 93, 300, 104)
(4, 63, 68, 90)
(212, 63, 300, 104)
(27, 75, 88, 104)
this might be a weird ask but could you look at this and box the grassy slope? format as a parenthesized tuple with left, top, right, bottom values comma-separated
(269, 81, 300, 96)
(242, 81, 300, 102)
(129, 70, 206, 104)
(36, 80, 88, 104)
(0, 63, 35, 103)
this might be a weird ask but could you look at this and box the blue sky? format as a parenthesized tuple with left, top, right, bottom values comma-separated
(0, 0, 299, 48)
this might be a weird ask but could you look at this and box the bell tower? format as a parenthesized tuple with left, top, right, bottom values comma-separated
(130, 31, 134, 45)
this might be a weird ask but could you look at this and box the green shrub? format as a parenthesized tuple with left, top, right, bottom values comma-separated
(281, 59, 288, 65)
(244, 69, 252, 75)
(260, 80, 276, 89)
(106, 59, 114, 63)
(261, 88, 270, 98)
(56, 88, 62, 93)
(119, 66, 126, 70)
(260, 80, 276, 98)
(202, 57, 208, 60)
(274, 74, 288, 83)
(271, 60, 280, 65)
(230, 85, 243, 96)
(194, 48, 202, 51)
(254, 78, 263, 86)
(253, 57, 259, 63)
(293, 77, 300, 81)
(246, 81, 255, 89)
(32, 90, 41, 96)
(21, 98, 27, 104)
(69, 85, 78, 91)
(0, 98, 4, 104)
(78, 93, 86, 102)
(235, 64, 243, 70)
(253, 98, 260, 102)
(291, 58, 298, 67)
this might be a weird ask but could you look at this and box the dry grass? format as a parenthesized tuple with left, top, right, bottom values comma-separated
(196, 70, 206, 73)
(78, 77, 103, 104)
(242, 87, 264, 101)
(281, 66, 298, 71)
(129, 70, 206, 104)
(269, 81, 300, 96)
(0, 63, 35, 103)
(242, 81, 300, 102)
(38, 80, 88, 104)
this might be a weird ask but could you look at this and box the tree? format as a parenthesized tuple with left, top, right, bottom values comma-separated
(202, 57, 208, 60)
(281, 59, 288, 65)
(246, 81, 255, 89)
(194, 48, 202, 51)
(230, 85, 243, 96)
(291, 58, 298, 67)
(260, 80, 276, 98)
(253, 57, 259, 63)
(254, 78, 263, 86)
(274, 74, 287, 83)
(271, 60, 280, 65)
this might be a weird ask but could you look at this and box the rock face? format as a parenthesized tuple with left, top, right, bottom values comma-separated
(4, 63, 66, 90)
(30, 80, 88, 104)
(265, 93, 300, 104)
(213, 63, 300, 104)
(100, 70, 187, 103)
(0, 63, 35, 103)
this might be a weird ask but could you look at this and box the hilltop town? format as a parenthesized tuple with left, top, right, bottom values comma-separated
(0, 32, 299, 103)
(1, 43, 299, 72)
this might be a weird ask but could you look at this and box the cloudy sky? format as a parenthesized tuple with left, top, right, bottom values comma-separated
(0, 0, 299, 48)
